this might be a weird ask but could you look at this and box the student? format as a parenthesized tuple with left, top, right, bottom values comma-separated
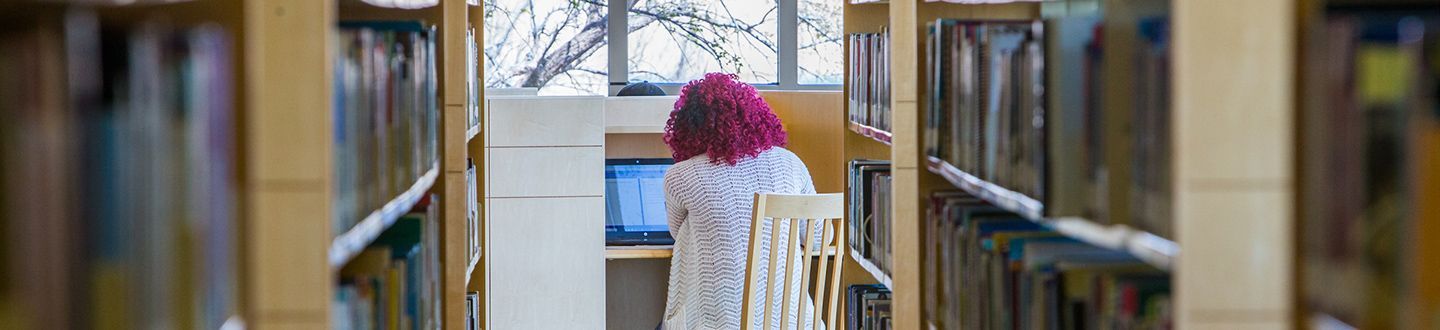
(660, 73, 818, 329)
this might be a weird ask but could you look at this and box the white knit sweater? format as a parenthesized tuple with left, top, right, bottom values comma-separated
(661, 147, 819, 330)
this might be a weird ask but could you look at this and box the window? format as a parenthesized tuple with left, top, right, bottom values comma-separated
(482, 0, 609, 95)
(797, 0, 843, 85)
(627, 0, 778, 84)
(484, 0, 840, 95)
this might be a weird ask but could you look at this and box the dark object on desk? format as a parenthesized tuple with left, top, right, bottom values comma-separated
(617, 81, 666, 96)
(606, 158, 676, 246)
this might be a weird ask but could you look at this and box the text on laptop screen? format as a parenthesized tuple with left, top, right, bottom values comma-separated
(605, 163, 670, 232)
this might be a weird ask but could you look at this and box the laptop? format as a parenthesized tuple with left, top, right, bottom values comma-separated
(605, 158, 676, 246)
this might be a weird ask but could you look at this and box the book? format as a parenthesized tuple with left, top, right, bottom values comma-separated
(849, 30, 892, 133)
(1300, 10, 1440, 329)
(0, 12, 241, 328)
(1130, 17, 1172, 238)
(923, 19, 1049, 212)
(848, 159, 892, 273)
(333, 21, 441, 235)
(336, 195, 442, 330)
(846, 284, 891, 330)
(925, 191, 1171, 329)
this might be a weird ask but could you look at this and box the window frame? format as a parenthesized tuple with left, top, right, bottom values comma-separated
(605, 0, 840, 95)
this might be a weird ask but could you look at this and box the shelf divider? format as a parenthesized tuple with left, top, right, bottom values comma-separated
(329, 164, 440, 269)
(850, 249, 893, 289)
(848, 121, 893, 146)
(925, 156, 1178, 270)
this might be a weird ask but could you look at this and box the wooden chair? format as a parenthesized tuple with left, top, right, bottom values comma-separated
(741, 193, 846, 330)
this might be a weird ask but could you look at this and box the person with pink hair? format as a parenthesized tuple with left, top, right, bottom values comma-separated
(659, 73, 819, 329)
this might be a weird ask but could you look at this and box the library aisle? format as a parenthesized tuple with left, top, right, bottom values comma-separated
(0, 0, 1436, 329)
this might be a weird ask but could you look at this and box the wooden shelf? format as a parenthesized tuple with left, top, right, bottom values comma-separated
(850, 249, 892, 289)
(464, 250, 481, 284)
(220, 315, 244, 330)
(850, 0, 890, 4)
(926, 156, 1042, 219)
(467, 122, 480, 143)
(329, 164, 440, 268)
(1043, 217, 1178, 270)
(605, 245, 674, 259)
(848, 121, 892, 146)
(1310, 312, 1357, 330)
(925, 156, 1177, 270)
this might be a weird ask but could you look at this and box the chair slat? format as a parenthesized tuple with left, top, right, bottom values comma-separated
(826, 219, 845, 329)
(780, 218, 801, 330)
(760, 193, 844, 220)
(764, 214, 784, 330)
(742, 194, 767, 330)
(806, 219, 829, 330)
(811, 220, 832, 330)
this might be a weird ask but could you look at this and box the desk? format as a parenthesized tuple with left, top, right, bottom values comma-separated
(606, 245, 674, 259)
(605, 245, 841, 260)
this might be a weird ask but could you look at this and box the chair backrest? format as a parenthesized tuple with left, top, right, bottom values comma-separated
(741, 193, 846, 330)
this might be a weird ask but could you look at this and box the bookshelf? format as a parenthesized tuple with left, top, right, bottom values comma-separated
(0, 0, 492, 328)
(849, 121, 894, 145)
(850, 249, 895, 289)
(838, 0, 1302, 328)
(329, 166, 441, 268)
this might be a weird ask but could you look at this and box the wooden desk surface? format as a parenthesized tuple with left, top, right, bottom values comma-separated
(605, 245, 674, 259)
(604, 245, 841, 260)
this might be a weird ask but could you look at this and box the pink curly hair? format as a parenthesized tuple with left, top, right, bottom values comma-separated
(663, 73, 788, 165)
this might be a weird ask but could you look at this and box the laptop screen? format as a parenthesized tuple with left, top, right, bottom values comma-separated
(605, 159, 673, 233)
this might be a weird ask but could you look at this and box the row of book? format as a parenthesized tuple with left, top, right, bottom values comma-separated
(924, 20, 1047, 203)
(466, 292, 481, 330)
(923, 17, 1177, 238)
(333, 21, 442, 234)
(848, 160, 894, 275)
(846, 285, 892, 330)
(335, 195, 443, 330)
(848, 31, 892, 132)
(1300, 10, 1440, 329)
(0, 12, 238, 329)
(466, 158, 481, 260)
(923, 192, 1171, 330)
(1127, 18, 1173, 238)
(467, 24, 481, 131)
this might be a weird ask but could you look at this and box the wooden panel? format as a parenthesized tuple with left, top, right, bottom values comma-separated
(486, 197, 606, 330)
(442, 0, 466, 107)
(1173, 0, 1293, 183)
(442, 171, 470, 330)
(244, 0, 332, 325)
(486, 96, 605, 147)
(249, 189, 330, 316)
(605, 133, 672, 159)
(1173, 0, 1295, 328)
(606, 96, 676, 133)
(486, 147, 604, 198)
(445, 104, 470, 172)
(763, 91, 845, 193)
(1176, 189, 1292, 313)
(605, 259, 671, 330)
(246, 0, 332, 183)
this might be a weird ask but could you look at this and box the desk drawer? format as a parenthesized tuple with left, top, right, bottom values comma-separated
(486, 196, 605, 329)
(486, 146, 603, 198)
(486, 97, 604, 147)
